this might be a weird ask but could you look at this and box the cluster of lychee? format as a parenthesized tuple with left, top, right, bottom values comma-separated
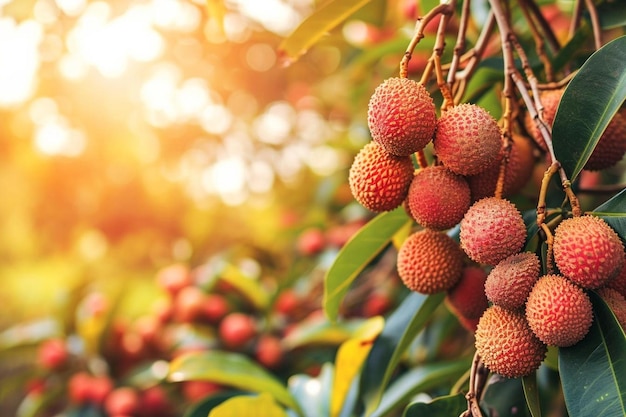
(349, 77, 626, 380)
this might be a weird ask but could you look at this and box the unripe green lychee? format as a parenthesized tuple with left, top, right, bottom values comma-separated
(367, 77, 437, 156)
(397, 229, 464, 294)
(446, 266, 489, 321)
(433, 104, 503, 176)
(348, 141, 414, 212)
(525, 274, 593, 347)
(485, 252, 540, 310)
(406, 165, 471, 230)
(553, 215, 624, 289)
(468, 134, 536, 202)
(596, 287, 626, 329)
(459, 197, 527, 266)
(524, 89, 563, 151)
(475, 305, 547, 378)
(584, 112, 626, 171)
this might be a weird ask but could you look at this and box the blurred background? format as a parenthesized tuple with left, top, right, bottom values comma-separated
(0, 0, 433, 325)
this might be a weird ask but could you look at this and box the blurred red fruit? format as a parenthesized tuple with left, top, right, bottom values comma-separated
(182, 381, 222, 402)
(157, 263, 193, 296)
(104, 387, 140, 416)
(255, 335, 283, 369)
(363, 292, 393, 317)
(297, 227, 326, 256)
(274, 289, 300, 316)
(219, 313, 257, 348)
(202, 293, 230, 323)
(68, 372, 92, 404)
(174, 286, 206, 322)
(89, 376, 114, 405)
(37, 338, 68, 370)
(140, 386, 174, 417)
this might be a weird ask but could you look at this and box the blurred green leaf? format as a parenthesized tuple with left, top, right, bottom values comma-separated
(208, 393, 289, 417)
(403, 393, 467, 417)
(331, 317, 384, 417)
(369, 359, 471, 417)
(522, 372, 542, 417)
(597, 2, 626, 29)
(183, 391, 246, 417)
(559, 292, 626, 417)
(482, 377, 531, 417)
(278, 0, 374, 64)
(362, 292, 445, 415)
(0, 318, 60, 351)
(168, 351, 303, 416)
(592, 187, 626, 241)
(324, 207, 411, 321)
(552, 22, 592, 73)
(552, 35, 626, 181)
(219, 263, 270, 311)
(282, 318, 364, 350)
(462, 66, 503, 105)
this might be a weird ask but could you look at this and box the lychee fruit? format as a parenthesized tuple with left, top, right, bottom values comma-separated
(475, 305, 547, 378)
(37, 338, 69, 370)
(433, 103, 503, 176)
(606, 262, 626, 298)
(219, 313, 257, 348)
(584, 112, 626, 171)
(104, 387, 140, 417)
(156, 263, 193, 296)
(553, 215, 624, 289)
(406, 165, 471, 230)
(397, 229, 464, 294)
(485, 252, 541, 310)
(459, 197, 527, 266)
(468, 134, 536, 202)
(348, 141, 415, 212)
(446, 266, 489, 321)
(596, 287, 626, 329)
(524, 88, 563, 151)
(525, 274, 593, 347)
(367, 77, 436, 156)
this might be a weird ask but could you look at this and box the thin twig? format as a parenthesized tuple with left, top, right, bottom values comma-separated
(447, 0, 472, 87)
(584, 0, 602, 50)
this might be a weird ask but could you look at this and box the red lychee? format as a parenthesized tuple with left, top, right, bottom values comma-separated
(485, 252, 541, 310)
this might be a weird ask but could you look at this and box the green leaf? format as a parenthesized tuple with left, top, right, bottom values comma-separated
(522, 372, 542, 417)
(282, 317, 364, 350)
(559, 292, 626, 417)
(369, 360, 471, 417)
(208, 393, 289, 417)
(168, 351, 303, 416)
(482, 377, 532, 417)
(403, 393, 467, 417)
(552, 35, 626, 181)
(323, 207, 411, 321)
(183, 391, 247, 417)
(362, 292, 446, 415)
(597, 2, 626, 29)
(219, 263, 270, 311)
(592, 187, 626, 241)
(277, 0, 374, 64)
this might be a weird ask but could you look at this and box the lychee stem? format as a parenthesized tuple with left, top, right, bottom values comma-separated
(415, 150, 428, 169)
(540, 222, 556, 275)
(517, 0, 557, 82)
(584, 0, 602, 50)
(537, 162, 559, 226)
(446, 0, 471, 87)
(462, 352, 488, 417)
(400, 2, 454, 79)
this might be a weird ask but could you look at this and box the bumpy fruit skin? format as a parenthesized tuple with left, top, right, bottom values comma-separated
(485, 252, 540, 310)
(468, 134, 535, 202)
(367, 77, 436, 156)
(446, 266, 489, 320)
(433, 104, 502, 176)
(597, 288, 626, 329)
(475, 305, 547, 378)
(524, 89, 563, 150)
(553, 215, 624, 289)
(459, 197, 527, 266)
(349, 142, 415, 212)
(406, 165, 471, 230)
(584, 112, 626, 171)
(397, 229, 464, 294)
(525, 275, 593, 347)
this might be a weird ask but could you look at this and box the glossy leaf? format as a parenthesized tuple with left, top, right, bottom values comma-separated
(219, 263, 270, 311)
(552, 35, 626, 181)
(597, 2, 626, 29)
(282, 318, 364, 350)
(403, 393, 467, 417)
(323, 207, 411, 321)
(183, 391, 247, 417)
(592, 187, 626, 241)
(277, 0, 374, 64)
(331, 317, 384, 417)
(522, 372, 542, 417)
(362, 292, 446, 415)
(482, 377, 531, 417)
(208, 393, 289, 417)
(559, 292, 626, 417)
(369, 359, 471, 417)
(168, 351, 303, 416)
